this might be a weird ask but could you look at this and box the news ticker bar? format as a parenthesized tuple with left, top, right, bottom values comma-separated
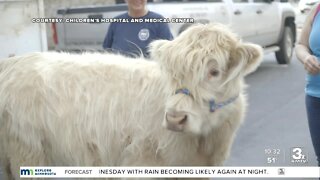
(20, 166, 320, 178)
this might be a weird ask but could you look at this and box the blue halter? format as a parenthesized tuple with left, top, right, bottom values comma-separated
(175, 88, 238, 112)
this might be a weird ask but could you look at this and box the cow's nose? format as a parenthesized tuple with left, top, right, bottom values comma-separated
(166, 111, 188, 125)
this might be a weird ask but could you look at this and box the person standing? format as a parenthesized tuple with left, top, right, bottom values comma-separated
(295, 3, 320, 167)
(103, 0, 173, 58)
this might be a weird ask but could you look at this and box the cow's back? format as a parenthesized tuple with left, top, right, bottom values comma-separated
(0, 52, 167, 166)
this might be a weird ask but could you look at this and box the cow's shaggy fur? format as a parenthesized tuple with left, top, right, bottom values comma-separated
(0, 24, 262, 180)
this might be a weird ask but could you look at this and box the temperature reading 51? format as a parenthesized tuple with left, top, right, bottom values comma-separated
(267, 157, 277, 164)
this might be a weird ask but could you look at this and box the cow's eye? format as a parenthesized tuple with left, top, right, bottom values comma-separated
(209, 69, 219, 77)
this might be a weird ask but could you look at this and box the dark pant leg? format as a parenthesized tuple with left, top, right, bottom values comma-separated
(305, 95, 320, 166)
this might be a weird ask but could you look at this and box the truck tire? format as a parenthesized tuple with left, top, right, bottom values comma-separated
(275, 26, 294, 64)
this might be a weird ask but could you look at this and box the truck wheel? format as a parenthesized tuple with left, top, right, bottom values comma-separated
(275, 26, 294, 64)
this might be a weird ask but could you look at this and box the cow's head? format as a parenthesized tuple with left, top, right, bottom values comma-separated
(149, 24, 262, 135)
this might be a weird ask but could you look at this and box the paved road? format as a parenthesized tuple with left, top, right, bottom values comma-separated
(218, 53, 318, 180)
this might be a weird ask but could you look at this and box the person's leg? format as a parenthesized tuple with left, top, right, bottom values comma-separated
(305, 95, 320, 166)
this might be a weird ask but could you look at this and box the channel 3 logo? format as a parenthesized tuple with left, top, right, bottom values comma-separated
(291, 147, 308, 164)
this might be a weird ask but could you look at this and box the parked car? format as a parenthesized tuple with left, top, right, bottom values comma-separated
(54, 0, 296, 64)
(298, 0, 318, 13)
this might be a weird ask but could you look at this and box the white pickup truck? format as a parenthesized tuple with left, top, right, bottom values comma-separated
(54, 0, 296, 64)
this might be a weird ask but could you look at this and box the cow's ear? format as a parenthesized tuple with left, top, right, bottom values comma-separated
(223, 43, 262, 85)
(228, 43, 262, 78)
(149, 40, 170, 60)
(236, 43, 263, 76)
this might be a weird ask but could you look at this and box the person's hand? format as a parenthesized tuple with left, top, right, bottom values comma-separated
(303, 55, 320, 75)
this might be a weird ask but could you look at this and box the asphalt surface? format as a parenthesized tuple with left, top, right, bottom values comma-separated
(216, 53, 318, 180)
(228, 53, 317, 166)
(219, 11, 320, 180)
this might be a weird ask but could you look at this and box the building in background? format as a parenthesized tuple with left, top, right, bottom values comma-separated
(0, 0, 47, 59)
(44, 0, 114, 49)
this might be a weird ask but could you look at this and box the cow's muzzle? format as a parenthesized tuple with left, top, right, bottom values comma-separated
(165, 110, 188, 132)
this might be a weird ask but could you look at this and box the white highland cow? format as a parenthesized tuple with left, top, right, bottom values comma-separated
(0, 24, 262, 180)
